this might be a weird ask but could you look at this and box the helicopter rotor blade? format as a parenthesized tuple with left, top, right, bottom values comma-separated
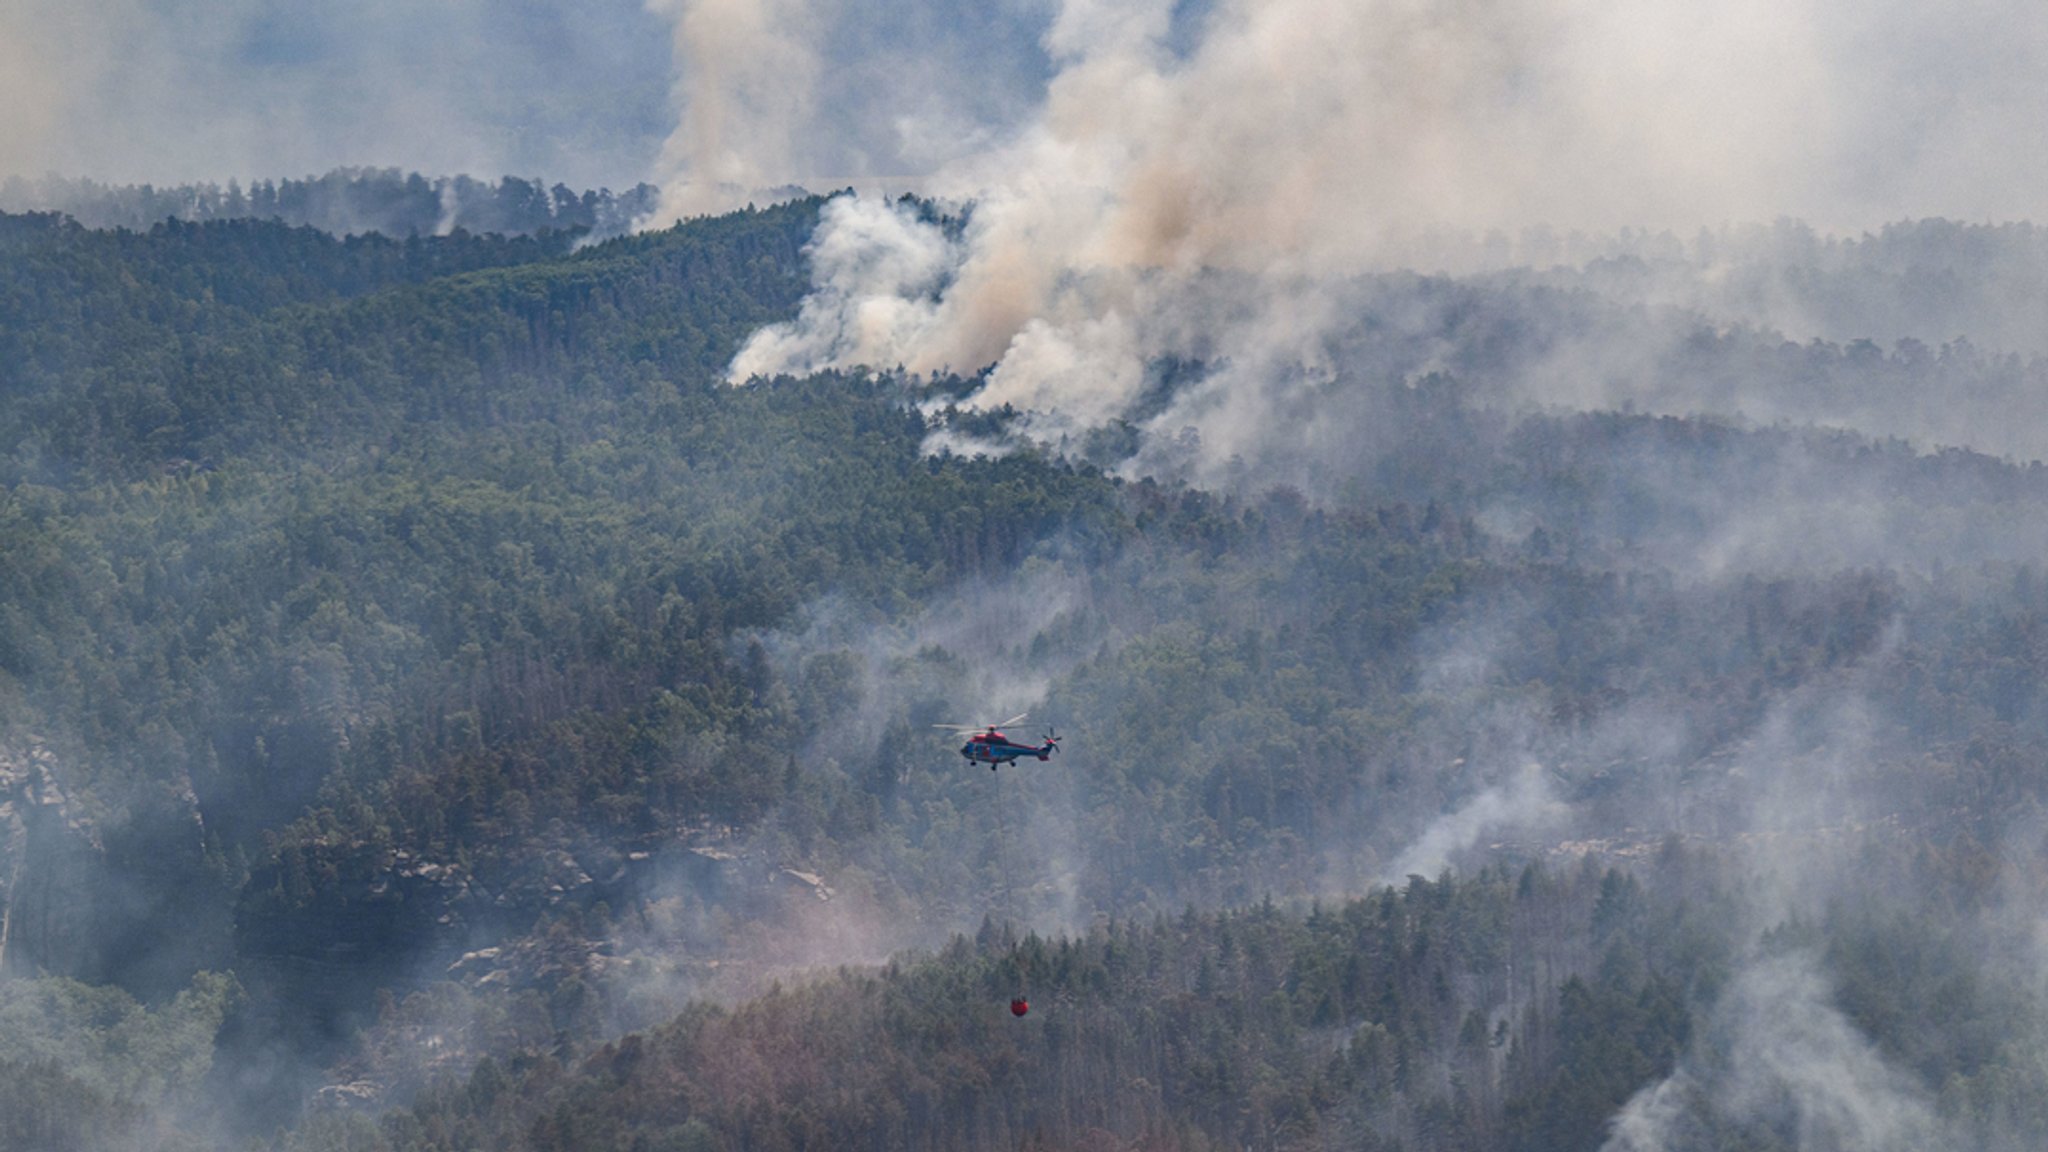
(934, 712, 1029, 733)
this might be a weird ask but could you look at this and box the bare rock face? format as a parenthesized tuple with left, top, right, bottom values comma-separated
(0, 740, 226, 994)
(0, 741, 109, 980)
(0, 764, 20, 974)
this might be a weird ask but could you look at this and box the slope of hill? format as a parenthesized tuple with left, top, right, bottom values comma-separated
(4, 201, 2048, 1149)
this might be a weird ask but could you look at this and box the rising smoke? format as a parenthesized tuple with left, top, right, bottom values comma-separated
(1603, 952, 1951, 1152)
(708, 0, 2048, 484)
(643, 0, 820, 221)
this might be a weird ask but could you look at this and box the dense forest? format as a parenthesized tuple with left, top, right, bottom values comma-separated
(4, 190, 2048, 1151)
(0, 170, 663, 242)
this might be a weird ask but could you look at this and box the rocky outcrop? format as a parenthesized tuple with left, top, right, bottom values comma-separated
(0, 742, 110, 981)
(234, 819, 843, 1019)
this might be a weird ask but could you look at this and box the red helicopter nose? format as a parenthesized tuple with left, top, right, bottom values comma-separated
(1010, 998, 1029, 1017)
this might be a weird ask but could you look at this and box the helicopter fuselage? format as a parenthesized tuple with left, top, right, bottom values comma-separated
(961, 731, 1057, 769)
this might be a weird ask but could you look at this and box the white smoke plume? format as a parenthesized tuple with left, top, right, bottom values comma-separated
(723, 0, 2048, 476)
(1382, 761, 1567, 883)
(728, 196, 956, 378)
(643, 0, 820, 221)
(1603, 952, 1951, 1152)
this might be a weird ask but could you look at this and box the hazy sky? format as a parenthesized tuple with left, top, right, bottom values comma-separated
(8, 0, 2048, 229)
(0, 0, 668, 186)
(0, 0, 1057, 190)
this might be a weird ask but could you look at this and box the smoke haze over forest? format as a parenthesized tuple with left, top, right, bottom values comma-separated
(9, 3, 2048, 1151)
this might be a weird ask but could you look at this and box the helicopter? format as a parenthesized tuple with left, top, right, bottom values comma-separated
(933, 713, 1060, 770)
(936, 713, 1060, 1018)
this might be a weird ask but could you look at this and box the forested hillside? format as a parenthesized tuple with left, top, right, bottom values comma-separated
(4, 197, 2048, 1151)
(300, 847, 2048, 1152)
(0, 170, 662, 241)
